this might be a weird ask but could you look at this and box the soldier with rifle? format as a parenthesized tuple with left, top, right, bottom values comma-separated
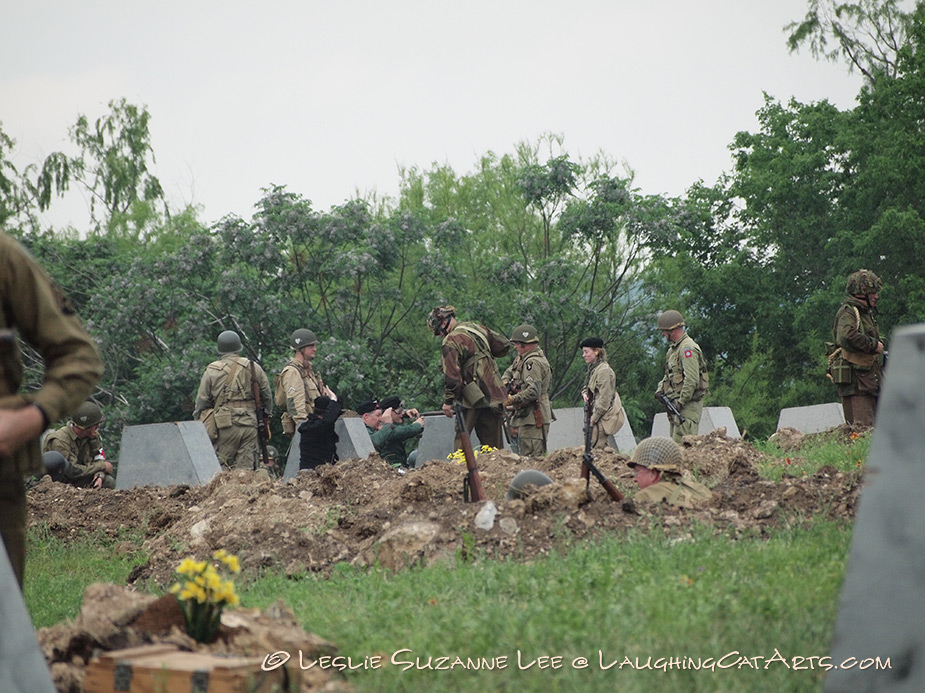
(501, 324, 553, 457)
(655, 310, 708, 443)
(193, 330, 272, 471)
(580, 337, 623, 449)
(454, 402, 486, 502)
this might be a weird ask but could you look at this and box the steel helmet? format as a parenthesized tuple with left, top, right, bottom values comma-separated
(628, 436, 682, 470)
(510, 324, 539, 344)
(73, 401, 103, 428)
(656, 310, 685, 331)
(505, 469, 554, 500)
(291, 328, 317, 349)
(846, 269, 883, 296)
(216, 330, 243, 354)
(427, 305, 456, 335)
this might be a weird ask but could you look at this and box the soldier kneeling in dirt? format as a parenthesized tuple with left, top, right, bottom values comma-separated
(627, 436, 711, 509)
(41, 401, 115, 489)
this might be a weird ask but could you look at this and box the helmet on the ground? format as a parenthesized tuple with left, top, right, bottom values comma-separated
(656, 310, 685, 331)
(427, 305, 456, 335)
(217, 330, 243, 354)
(505, 469, 554, 501)
(846, 269, 883, 296)
(628, 436, 682, 470)
(291, 328, 317, 349)
(510, 324, 539, 344)
(73, 401, 103, 428)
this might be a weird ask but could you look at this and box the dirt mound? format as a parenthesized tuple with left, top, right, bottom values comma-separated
(27, 433, 862, 590)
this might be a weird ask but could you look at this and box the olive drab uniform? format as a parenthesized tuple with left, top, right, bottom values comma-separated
(194, 353, 272, 470)
(441, 321, 511, 450)
(830, 297, 883, 426)
(275, 358, 324, 435)
(502, 347, 554, 456)
(1, 231, 103, 586)
(634, 477, 713, 509)
(42, 423, 114, 488)
(657, 333, 708, 443)
(583, 358, 622, 449)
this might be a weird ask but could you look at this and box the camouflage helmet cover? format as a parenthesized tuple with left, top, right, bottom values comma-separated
(628, 436, 682, 471)
(73, 401, 103, 428)
(217, 330, 243, 354)
(846, 269, 883, 296)
(291, 328, 318, 349)
(656, 310, 685, 331)
(427, 305, 456, 334)
(510, 324, 539, 343)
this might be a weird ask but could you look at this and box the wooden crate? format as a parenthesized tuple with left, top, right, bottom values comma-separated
(84, 644, 291, 693)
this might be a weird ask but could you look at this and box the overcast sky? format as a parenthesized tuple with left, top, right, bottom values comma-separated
(2, 1, 866, 229)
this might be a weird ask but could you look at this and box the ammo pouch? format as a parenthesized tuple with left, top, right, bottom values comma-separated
(281, 412, 296, 435)
(199, 408, 219, 442)
(214, 406, 233, 429)
(462, 381, 488, 408)
(825, 342, 852, 384)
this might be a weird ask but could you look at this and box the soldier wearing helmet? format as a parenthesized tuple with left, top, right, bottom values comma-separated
(627, 437, 712, 508)
(501, 324, 554, 456)
(427, 305, 511, 450)
(41, 400, 115, 489)
(580, 336, 624, 449)
(830, 269, 885, 426)
(193, 330, 273, 470)
(655, 310, 709, 443)
(274, 328, 334, 436)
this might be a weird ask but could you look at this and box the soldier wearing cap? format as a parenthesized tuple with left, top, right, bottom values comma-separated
(627, 436, 712, 508)
(1, 230, 103, 587)
(427, 305, 511, 450)
(193, 330, 273, 470)
(377, 395, 425, 468)
(830, 269, 885, 427)
(580, 336, 623, 449)
(655, 310, 708, 443)
(502, 324, 554, 456)
(275, 328, 334, 435)
(41, 400, 115, 489)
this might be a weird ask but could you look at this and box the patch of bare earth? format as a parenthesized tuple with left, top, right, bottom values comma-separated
(28, 430, 861, 691)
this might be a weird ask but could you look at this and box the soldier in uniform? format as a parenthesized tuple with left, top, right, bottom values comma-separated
(193, 330, 272, 470)
(427, 305, 511, 450)
(830, 269, 885, 427)
(627, 436, 713, 508)
(655, 310, 709, 443)
(502, 324, 553, 456)
(1, 230, 103, 588)
(275, 328, 333, 436)
(377, 396, 425, 468)
(580, 337, 622, 449)
(41, 400, 115, 489)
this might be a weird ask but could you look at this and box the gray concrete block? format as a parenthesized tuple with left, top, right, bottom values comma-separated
(0, 546, 56, 693)
(116, 421, 221, 489)
(547, 407, 636, 453)
(650, 407, 741, 439)
(777, 403, 845, 433)
(283, 417, 377, 479)
(825, 323, 925, 692)
(415, 415, 481, 466)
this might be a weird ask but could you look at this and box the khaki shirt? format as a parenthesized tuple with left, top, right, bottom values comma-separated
(1, 232, 103, 477)
(658, 333, 708, 407)
(502, 347, 553, 427)
(583, 359, 616, 425)
(193, 354, 272, 425)
(42, 423, 108, 486)
(275, 357, 324, 427)
(635, 478, 713, 508)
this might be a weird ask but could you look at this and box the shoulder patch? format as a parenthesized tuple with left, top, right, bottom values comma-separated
(684, 349, 693, 358)
(526, 362, 533, 371)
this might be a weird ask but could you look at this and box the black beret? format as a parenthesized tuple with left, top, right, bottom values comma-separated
(314, 396, 331, 413)
(356, 400, 380, 416)
(580, 337, 604, 349)
(379, 396, 402, 411)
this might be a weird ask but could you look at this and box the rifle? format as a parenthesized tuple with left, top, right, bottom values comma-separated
(656, 392, 686, 424)
(248, 359, 272, 473)
(582, 396, 624, 502)
(454, 401, 486, 502)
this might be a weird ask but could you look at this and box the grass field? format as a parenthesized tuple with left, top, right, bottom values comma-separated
(25, 433, 878, 692)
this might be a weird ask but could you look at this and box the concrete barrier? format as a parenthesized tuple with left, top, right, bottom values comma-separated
(547, 407, 636, 453)
(116, 421, 221, 489)
(651, 406, 741, 439)
(283, 417, 377, 479)
(776, 403, 845, 433)
(825, 324, 925, 691)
